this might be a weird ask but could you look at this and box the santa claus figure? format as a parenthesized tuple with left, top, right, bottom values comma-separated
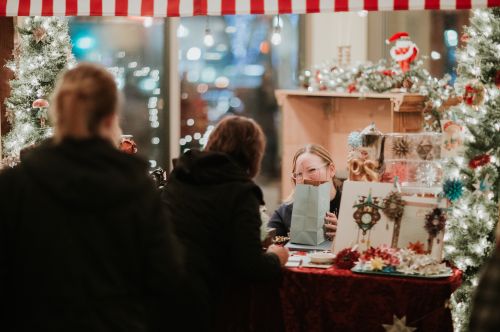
(386, 32, 419, 73)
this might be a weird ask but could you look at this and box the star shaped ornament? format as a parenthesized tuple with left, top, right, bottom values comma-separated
(473, 175, 493, 196)
(382, 315, 417, 332)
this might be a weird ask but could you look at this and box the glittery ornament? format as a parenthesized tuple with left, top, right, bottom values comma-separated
(416, 162, 440, 187)
(443, 178, 463, 202)
(33, 27, 47, 43)
(150, 167, 168, 189)
(460, 33, 469, 43)
(119, 137, 138, 154)
(0, 155, 20, 170)
(463, 82, 485, 106)
(392, 137, 411, 158)
(348, 131, 363, 150)
(469, 154, 491, 169)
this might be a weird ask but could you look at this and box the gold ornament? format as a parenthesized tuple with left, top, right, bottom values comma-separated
(33, 27, 47, 43)
(392, 137, 412, 159)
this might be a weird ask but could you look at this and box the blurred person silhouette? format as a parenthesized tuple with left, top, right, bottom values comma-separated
(253, 68, 279, 179)
(469, 221, 500, 332)
(0, 63, 185, 332)
(160, 115, 288, 330)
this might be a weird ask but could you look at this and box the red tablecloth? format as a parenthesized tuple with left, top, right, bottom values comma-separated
(280, 266, 462, 332)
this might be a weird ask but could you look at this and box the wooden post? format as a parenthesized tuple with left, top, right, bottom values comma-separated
(0, 18, 15, 158)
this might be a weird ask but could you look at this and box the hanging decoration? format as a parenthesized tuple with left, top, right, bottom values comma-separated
(415, 162, 440, 187)
(353, 190, 383, 246)
(32, 99, 49, 127)
(463, 82, 485, 106)
(443, 178, 464, 202)
(472, 175, 493, 197)
(424, 208, 447, 253)
(468, 154, 491, 169)
(386, 32, 419, 73)
(416, 137, 435, 160)
(119, 136, 138, 154)
(382, 190, 405, 247)
(392, 137, 412, 158)
(495, 70, 500, 88)
(382, 191, 405, 222)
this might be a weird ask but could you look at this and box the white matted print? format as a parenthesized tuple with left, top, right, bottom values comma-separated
(398, 196, 447, 261)
(332, 181, 395, 254)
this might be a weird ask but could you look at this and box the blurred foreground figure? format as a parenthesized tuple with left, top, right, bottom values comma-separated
(469, 226, 500, 332)
(0, 63, 185, 332)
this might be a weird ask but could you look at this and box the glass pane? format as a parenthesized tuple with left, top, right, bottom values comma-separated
(69, 17, 166, 169)
(178, 15, 301, 180)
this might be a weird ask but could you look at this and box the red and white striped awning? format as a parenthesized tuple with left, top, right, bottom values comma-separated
(0, 0, 499, 16)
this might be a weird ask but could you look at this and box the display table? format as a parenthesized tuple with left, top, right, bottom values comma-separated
(280, 266, 462, 332)
(216, 266, 461, 331)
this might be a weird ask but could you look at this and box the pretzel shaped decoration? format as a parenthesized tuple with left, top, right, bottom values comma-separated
(348, 159, 380, 182)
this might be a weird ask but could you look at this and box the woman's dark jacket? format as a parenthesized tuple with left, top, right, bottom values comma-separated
(268, 185, 342, 236)
(0, 138, 185, 332)
(160, 150, 281, 305)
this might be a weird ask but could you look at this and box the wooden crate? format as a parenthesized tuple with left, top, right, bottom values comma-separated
(275, 90, 426, 200)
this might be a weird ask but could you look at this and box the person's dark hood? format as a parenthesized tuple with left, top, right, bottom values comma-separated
(171, 149, 252, 186)
(21, 137, 151, 211)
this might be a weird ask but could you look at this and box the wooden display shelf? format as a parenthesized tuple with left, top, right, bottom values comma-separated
(275, 89, 426, 199)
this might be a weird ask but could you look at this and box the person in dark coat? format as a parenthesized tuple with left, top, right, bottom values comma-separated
(0, 63, 185, 332)
(161, 115, 289, 330)
(469, 226, 500, 332)
(268, 144, 342, 239)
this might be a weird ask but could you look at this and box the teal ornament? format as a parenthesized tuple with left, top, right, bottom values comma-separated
(348, 131, 363, 149)
(443, 178, 463, 202)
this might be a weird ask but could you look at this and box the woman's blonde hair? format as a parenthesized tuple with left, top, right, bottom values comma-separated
(205, 115, 266, 178)
(51, 63, 119, 140)
(286, 144, 341, 202)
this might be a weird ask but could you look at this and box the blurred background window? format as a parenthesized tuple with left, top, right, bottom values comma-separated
(177, 15, 301, 181)
(69, 17, 167, 169)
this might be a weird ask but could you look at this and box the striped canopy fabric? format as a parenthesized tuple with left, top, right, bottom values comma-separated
(0, 0, 499, 16)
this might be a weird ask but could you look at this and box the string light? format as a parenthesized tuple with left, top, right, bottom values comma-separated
(203, 16, 215, 47)
(271, 15, 282, 45)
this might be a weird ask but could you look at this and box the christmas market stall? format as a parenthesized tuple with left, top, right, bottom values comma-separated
(0, 1, 499, 331)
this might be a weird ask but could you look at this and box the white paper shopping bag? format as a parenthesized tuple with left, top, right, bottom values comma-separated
(290, 181, 331, 245)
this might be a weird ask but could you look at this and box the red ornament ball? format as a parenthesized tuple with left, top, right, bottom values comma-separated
(120, 138, 138, 154)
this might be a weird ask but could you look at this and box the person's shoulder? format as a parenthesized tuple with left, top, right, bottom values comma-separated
(0, 165, 24, 198)
(234, 180, 265, 205)
(275, 201, 293, 214)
